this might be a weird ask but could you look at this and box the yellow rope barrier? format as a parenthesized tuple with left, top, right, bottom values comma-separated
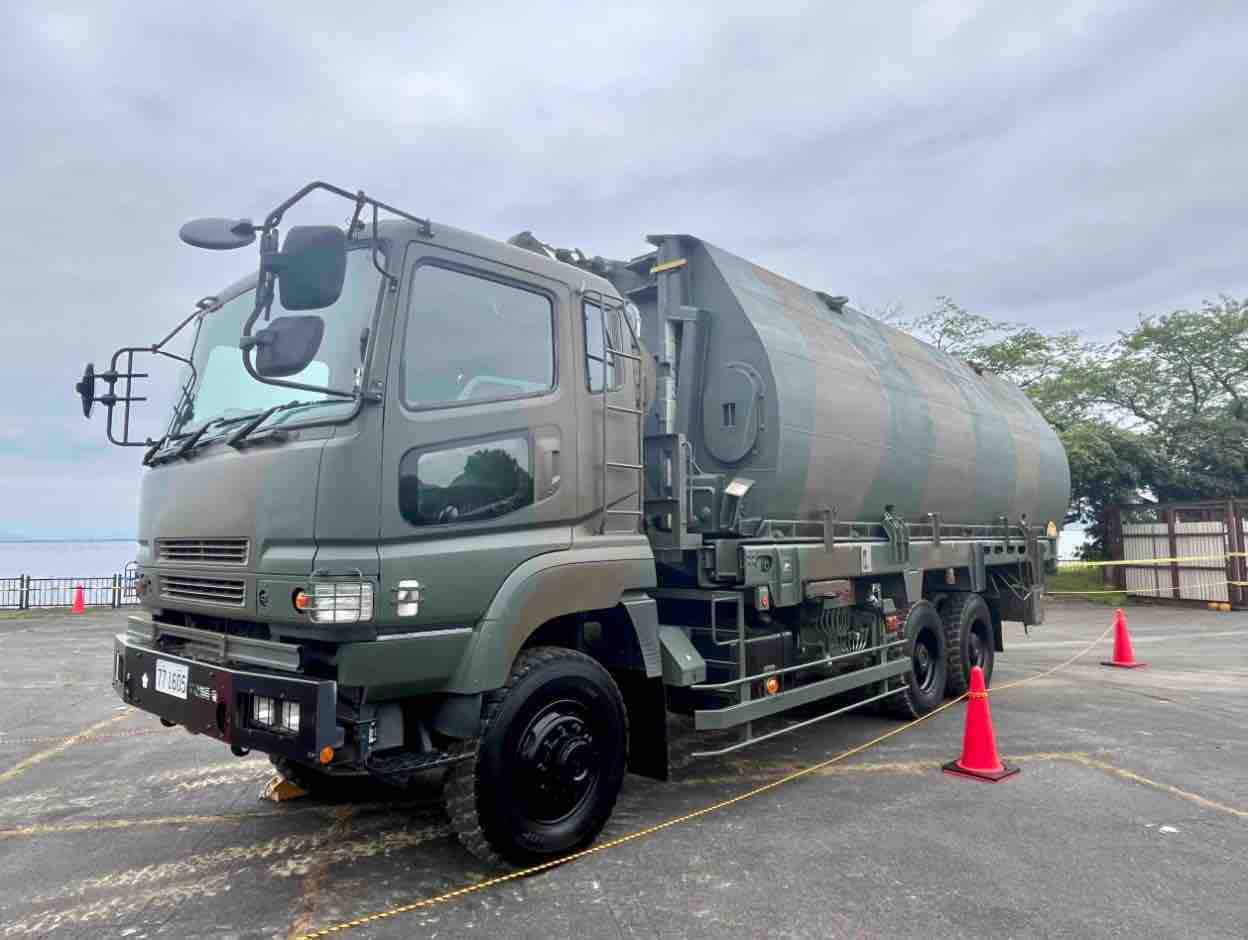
(1059, 552, 1247, 569)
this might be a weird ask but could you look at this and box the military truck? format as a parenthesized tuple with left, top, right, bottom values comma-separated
(77, 182, 1069, 866)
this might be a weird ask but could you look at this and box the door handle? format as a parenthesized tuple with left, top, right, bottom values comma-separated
(535, 428, 562, 500)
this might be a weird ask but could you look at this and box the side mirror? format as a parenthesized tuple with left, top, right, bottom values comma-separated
(75, 362, 96, 418)
(179, 218, 257, 250)
(267, 226, 347, 311)
(243, 315, 325, 377)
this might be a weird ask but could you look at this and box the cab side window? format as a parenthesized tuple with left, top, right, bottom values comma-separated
(584, 301, 621, 392)
(398, 435, 534, 527)
(403, 265, 555, 408)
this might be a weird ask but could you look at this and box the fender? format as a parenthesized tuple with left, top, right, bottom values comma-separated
(446, 533, 658, 693)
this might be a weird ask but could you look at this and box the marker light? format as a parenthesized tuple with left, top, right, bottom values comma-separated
(395, 580, 422, 617)
(756, 585, 771, 611)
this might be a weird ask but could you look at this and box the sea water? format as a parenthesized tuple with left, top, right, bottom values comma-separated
(0, 541, 138, 578)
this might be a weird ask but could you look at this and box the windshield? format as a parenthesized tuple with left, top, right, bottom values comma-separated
(166, 245, 383, 439)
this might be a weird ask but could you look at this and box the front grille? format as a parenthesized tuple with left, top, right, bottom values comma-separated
(157, 538, 249, 566)
(161, 575, 246, 607)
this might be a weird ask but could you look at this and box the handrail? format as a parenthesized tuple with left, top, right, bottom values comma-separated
(585, 288, 645, 534)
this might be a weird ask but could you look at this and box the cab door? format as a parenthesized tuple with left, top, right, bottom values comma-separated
(377, 245, 578, 629)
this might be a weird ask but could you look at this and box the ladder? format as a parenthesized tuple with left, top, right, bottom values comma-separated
(585, 289, 645, 534)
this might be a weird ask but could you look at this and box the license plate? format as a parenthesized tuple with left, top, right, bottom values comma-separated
(154, 659, 189, 700)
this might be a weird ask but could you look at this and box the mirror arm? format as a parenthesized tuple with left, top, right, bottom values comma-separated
(236, 307, 353, 401)
(261, 180, 431, 234)
(370, 201, 397, 289)
(237, 344, 356, 400)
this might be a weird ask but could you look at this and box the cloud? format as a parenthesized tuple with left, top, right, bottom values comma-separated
(3, 0, 1246, 535)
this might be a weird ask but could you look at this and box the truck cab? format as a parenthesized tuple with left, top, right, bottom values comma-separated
(87, 185, 658, 865)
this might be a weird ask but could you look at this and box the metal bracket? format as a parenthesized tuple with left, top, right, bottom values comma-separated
(822, 506, 838, 553)
(883, 507, 910, 564)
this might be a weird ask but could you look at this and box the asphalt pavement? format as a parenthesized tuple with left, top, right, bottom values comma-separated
(0, 601, 1244, 939)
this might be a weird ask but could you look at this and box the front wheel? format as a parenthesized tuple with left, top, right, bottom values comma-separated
(443, 646, 629, 867)
(886, 601, 948, 719)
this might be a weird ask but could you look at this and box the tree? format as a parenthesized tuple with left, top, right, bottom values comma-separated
(1081, 297, 1248, 501)
(893, 295, 1248, 557)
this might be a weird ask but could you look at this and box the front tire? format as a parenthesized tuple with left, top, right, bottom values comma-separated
(886, 601, 948, 718)
(443, 646, 629, 867)
(941, 593, 995, 696)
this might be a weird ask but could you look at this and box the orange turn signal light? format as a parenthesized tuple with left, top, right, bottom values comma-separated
(764, 676, 780, 695)
(293, 589, 310, 612)
(318, 746, 335, 765)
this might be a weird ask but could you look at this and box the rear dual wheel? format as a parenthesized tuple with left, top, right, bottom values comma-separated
(940, 593, 995, 696)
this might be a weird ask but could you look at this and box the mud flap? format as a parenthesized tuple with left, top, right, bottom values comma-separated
(615, 672, 668, 781)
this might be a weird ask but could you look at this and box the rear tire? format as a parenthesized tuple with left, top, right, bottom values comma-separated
(886, 601, 948, 719)
(941, 593, 995, 696)
(443, 646, 629, 867)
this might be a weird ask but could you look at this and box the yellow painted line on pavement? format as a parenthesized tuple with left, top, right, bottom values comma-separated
(28, 823, 450, 908)
(0, 799, 436, 840)
(0, 810, 294, 839)
(0, 872, 234, 937)
(0, 714, 129, 787)
(1069, 754, 1248, 819)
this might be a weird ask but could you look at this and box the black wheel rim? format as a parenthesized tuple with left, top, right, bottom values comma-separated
(913, 629, 940, 694)
(513, 698, 599, 825)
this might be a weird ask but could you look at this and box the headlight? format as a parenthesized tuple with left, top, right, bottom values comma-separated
(300, 581, 374, 624)
(253, 695, 276, 726)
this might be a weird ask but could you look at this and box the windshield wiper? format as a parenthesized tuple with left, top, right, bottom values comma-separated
(225, 404, 289, 448)
(149, 400, 344, 462)
(172, 418, 228, 459)
(149, 412, 262, 464)
(226, 399, 341, 448)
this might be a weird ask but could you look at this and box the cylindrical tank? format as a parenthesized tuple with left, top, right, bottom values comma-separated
(635, 236, 1071, 530)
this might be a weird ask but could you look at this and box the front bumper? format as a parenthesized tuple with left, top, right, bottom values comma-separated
(113, 633, 342, 763)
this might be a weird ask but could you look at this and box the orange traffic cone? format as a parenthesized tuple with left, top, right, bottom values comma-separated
(942, 666, 1019, 783)
(1101, 608, 1146, 669)
(71, 586, 86, 615)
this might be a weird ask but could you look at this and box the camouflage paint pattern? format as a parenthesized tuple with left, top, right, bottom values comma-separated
(683, 239, 1069, 529)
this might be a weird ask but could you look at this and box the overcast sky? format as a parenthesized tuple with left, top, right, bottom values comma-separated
(3, 0, 1245, 537)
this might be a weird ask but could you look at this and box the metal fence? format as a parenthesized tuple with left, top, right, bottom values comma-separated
(1107, 500, 1248, 608)
(0, 566, 140, 610)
